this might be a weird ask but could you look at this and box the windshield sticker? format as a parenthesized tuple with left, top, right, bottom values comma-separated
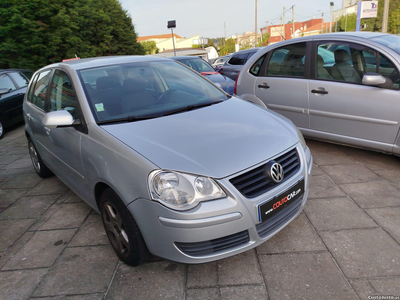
(95, 103, 105, 112)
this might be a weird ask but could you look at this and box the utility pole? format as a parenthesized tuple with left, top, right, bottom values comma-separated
(280, 17, 283, 41)
(292, 5, 295, 39)
(330, 2, 334, 33)
(255, 0, 258, 47)
(321, 12, 324, 33)
(283, 6, 286, 40)
(224, 22, 226, 41)
(382, 0, 390, 33)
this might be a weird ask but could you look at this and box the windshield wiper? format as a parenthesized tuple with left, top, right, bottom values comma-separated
(97, 114, 162, 125)
(163, 100, 223, 116)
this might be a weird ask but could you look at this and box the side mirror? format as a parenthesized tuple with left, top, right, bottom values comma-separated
(42, 110, 78, 128)
(362, 72, 393, 88)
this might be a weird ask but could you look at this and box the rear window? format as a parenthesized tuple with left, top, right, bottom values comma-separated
(229, 53, 249, 65)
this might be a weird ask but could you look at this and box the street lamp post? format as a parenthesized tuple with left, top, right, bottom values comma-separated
(167, 20, 176, 56)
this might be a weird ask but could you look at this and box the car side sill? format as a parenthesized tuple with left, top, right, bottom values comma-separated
(300, 128, 394, 154)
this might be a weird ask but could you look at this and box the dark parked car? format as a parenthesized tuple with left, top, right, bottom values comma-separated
(0, 69, 33, 139)
(218, 48, 259, 81)
(172, 56, 235, 95)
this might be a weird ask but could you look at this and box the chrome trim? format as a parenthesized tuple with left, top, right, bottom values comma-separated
(159, 212, 243, 228)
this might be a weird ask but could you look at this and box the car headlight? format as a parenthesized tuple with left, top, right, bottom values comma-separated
(295, 126, 307, 151)
(148, 170, 226, 211)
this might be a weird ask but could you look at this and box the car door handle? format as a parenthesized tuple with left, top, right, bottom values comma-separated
(258, 83, 270, 89)
(311, 88, 328, 95)
(26, 113, 32, 121)
(44, 127, 51, 136)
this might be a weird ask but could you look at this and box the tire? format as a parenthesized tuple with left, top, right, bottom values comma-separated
(0, 118, 4, 139)
(100, 188, 150, 266)
(28, 139, 53, 178)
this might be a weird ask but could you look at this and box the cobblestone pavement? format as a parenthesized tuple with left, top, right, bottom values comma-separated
(1, 124, 400, 300)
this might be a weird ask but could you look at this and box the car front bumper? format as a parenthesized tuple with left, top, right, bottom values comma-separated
(128, 144, 313, 264)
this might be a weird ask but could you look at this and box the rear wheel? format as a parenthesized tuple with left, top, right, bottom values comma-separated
(0, 118, 4, 139)
(100, 188, 150, 266)
(28, 139, 53, 178)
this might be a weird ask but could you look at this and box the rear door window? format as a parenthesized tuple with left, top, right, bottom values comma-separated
(9, 72, 29, 88)
(266, 43, 307, 77)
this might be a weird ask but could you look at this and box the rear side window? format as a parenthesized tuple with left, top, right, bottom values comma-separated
(0, 75, 16, 92)
(29, 70, 52, 110)
(9, 72, 29, 88)
(266, 43, 306, 77)
(21, 71, 33, 80)
(249, 54, 266, 76)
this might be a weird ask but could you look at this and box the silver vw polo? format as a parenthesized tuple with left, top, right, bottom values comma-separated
(23, 56, 312, 266)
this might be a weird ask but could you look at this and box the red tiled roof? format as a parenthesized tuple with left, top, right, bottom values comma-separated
(137, 34, 182, 42)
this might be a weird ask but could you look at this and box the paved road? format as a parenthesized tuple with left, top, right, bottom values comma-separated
(1, 124, 400, 300)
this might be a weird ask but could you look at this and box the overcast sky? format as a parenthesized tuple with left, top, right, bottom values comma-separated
(119, 0, 343, 39)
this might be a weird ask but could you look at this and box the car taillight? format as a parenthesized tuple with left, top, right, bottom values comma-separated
(234, 71, 240, 95)
(219, 67, 223, 74)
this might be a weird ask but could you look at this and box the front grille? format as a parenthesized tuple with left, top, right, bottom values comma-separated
(256, 195, 303, 238)
(175, 230, 249, 257)
(230, 148, 300, 198)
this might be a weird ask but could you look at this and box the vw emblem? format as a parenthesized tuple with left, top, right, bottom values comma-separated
(268, 162, 284, 183)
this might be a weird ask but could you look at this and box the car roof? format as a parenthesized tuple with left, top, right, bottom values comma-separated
(37, 55, 171, 72)
(0, 69, 33, 74)
(232, 48, 259, 54)
(278, 32, 393, 44)
(172, 56, 202, 60)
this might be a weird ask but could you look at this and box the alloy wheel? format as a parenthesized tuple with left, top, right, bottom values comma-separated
(102, 201, 130, 257)
(29, 142, 41, 173)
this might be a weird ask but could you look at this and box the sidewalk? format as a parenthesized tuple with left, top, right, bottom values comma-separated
(1, 124, 400, 300)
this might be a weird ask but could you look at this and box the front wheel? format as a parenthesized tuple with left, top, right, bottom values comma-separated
(100, 188, 150, 266)
(0, 118, 4, 139)
(28, 139, 53, 178)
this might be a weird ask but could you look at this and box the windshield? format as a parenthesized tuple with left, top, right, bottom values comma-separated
(78, 60, 228, 123)
(371, 35, 400, 55)
(175, 58, 215, 73)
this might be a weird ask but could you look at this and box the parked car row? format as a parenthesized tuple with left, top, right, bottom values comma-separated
(172, 56, 235, 94)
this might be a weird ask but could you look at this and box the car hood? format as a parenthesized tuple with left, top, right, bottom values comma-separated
(101, 98, 298, 179)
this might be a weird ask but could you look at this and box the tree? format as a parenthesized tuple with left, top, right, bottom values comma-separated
(336, 13, 357, 32)
(0, 0, 144, 71)
(219, 38, 236, 55)
(258, 33, 270, 47)
(141, 41, 159, 54)
(333, 0, 400, 34)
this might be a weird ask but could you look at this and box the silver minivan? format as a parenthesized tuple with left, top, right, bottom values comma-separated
(24, 56, 312, 266)
(236, 32, 400, 156)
